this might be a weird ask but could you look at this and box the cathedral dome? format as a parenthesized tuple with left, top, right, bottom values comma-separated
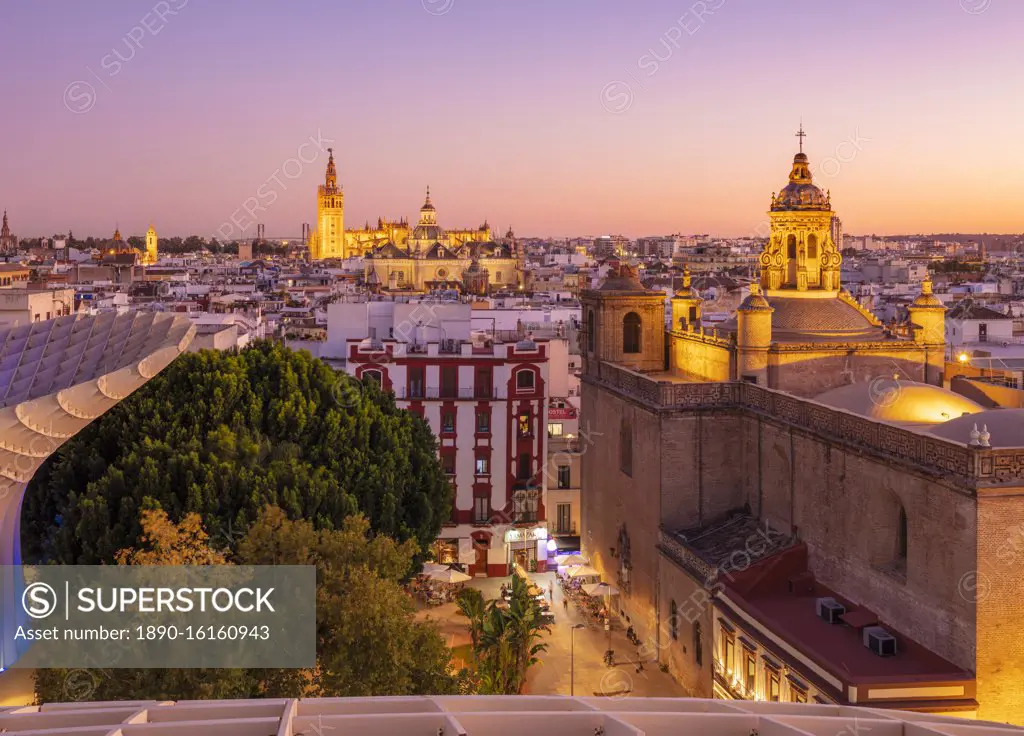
(771, 152, 830, 212)
(814, 381, 984, 426)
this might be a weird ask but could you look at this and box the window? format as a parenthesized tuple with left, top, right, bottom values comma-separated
(474, 496, 490, 524)
(557, 465, 571, 489)
(408, 366, 425, 399)
(790, 675, 806, 704)
(745, 652, 756, 694)
(767, 666, 781, 702)
(476, 411, 490, 433)
(496, 271, 502, 281)
(620, 417, 632, 476)
(518, 413, 532, 438)
(441, 365, 457, 398)
(475, 367, 492, 398)
(362, 369, 382, 386)
(623, 312, 641, 353)
(807, 234, 817, 259)
(441, 454, 455, 475)
(517, 453, 532, 481)
(694, 622, 703, 667)
(514, 489, 538, 523)
(587, 309, 595, 353)
(979, 323, 988, 342)
(688, 305, 697, 323)
(548, 422, 563, 437)
(556, 503, 571, 533)
(669, 600, 678, 640)
(724, 635, 735, 674)
(787, 235, 796, 259)
(516, 370, 535, 391)
(475, 456, 490, 475)
(441, 411, 455, 434)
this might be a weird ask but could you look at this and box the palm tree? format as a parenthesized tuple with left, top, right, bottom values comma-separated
(456, 588, 486, 651)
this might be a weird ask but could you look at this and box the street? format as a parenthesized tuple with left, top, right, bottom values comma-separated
(415, 571, 686, 698)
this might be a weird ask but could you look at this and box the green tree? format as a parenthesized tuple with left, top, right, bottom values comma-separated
(35, 505, 462, 703)
(22, 342, 452, 567)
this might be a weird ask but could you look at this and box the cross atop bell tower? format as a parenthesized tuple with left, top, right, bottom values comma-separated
(795, 122, 806, 154)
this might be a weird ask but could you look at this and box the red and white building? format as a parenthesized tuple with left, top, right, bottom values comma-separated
(326, 299, 550, 576)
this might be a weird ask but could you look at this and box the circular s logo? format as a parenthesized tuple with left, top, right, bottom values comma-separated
(22, 582, 58, 619)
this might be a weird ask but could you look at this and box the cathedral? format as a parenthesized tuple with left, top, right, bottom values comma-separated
(309, 150, 523, 292)
(580, 136, 1024, 722)
(310, 151, 496, 253)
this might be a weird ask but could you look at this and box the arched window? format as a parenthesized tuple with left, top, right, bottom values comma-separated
(694, 621, 703, 667)
(669, 600, 678, 640)
(516, 369, 535, 391)
(807, 234, 818, 259)
(623, 312, 641, 354)
(787, 234, 797, 259)
(362, 369, 382, 387)
(587, 309, 595, 353)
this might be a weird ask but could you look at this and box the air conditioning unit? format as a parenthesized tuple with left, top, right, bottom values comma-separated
(815, 597, 845, 624)
(863, 626, 897, 657)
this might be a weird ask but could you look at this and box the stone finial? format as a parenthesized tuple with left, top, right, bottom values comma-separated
(980, 424, 991, 448)
(969, 423, 981, 447)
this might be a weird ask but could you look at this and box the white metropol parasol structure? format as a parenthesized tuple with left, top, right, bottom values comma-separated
(0, 311, 194, 668)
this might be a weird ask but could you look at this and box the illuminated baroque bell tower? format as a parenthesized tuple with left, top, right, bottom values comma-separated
(144, 224, 158, 265)
(759, 126, 842, 294)
(313, 148, 345, 260)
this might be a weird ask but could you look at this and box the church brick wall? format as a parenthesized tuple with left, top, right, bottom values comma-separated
(582, 373, 1024, 721)
(581, 383, 663, 646)
(657, 558, 714, 698)
(975, 490, 1024, 723)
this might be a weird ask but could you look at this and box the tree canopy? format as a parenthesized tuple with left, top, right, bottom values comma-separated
(35, 506, 464, 702)
(22, 341, 452, 565)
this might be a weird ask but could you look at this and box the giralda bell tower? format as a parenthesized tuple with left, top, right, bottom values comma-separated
(314, 148, 345, 259)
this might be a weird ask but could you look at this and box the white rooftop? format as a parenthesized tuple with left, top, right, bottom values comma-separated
(1, 696, 1018, 735)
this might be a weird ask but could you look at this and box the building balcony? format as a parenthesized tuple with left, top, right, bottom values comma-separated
(396, 387, 505, 401)
(553, 522, 577, 536)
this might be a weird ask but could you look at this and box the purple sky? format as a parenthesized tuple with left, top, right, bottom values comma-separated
(2, 0, 1022, 239)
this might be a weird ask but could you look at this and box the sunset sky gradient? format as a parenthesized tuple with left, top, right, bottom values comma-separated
(2, 0, 1022, 239)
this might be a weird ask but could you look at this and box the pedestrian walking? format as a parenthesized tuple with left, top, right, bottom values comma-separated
(563, 598, 569, 612)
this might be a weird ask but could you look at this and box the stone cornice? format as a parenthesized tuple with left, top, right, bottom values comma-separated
(585, 362, 1023, 485)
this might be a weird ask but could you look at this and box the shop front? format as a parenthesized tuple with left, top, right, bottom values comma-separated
(505, 526, 549, 573)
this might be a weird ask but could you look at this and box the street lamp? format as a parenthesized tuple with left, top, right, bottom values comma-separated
(570, 623, 585, 696)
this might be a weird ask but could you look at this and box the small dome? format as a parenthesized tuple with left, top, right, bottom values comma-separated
(814, 381, 984, 426)
(738, 284, 772, 312)
(910, 278, 944, 309)
(929, 409, 1024, 447)
(599, 264, 647, 292)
